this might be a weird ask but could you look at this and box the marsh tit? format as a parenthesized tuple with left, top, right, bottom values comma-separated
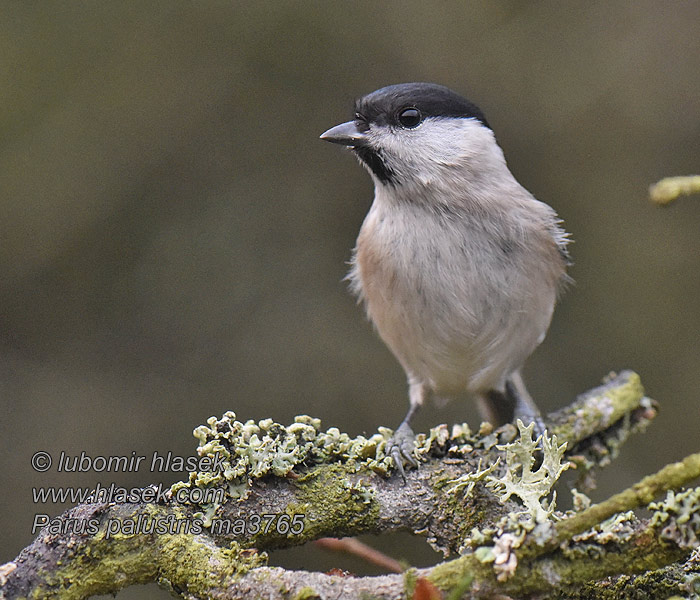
(321, 83, 570, 477)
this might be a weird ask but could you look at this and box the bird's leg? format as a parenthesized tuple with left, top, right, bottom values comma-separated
(505, 370, 546, 438)
(386, 378, 426, 480)
(476, 389, 515, 427)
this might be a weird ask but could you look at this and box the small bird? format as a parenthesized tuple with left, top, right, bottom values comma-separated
(321, 83, 570, 477)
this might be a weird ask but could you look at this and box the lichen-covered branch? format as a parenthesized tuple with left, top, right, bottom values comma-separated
(3, 370, 698, 600)
(534, 451, 700, 555)
(649, 175, 700, 205)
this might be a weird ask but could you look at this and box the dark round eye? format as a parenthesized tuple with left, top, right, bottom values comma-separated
(398, 107, 422, 128)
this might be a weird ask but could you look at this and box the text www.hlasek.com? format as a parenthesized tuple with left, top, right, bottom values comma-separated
(32, 482, 222, 505)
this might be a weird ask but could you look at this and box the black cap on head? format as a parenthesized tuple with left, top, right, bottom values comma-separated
(354, 82, 490, 130)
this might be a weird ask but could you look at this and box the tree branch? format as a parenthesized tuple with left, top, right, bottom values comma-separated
(4, 370, 698, 600)
(649, 175, 700, 205)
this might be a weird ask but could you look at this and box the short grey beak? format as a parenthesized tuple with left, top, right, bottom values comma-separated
(319, 121, 367, 146)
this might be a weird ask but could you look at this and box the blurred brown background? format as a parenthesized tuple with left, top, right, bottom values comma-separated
(1, 2, 699, 598)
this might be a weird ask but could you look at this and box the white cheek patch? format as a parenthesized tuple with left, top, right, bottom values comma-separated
(371, 118, 499, 185)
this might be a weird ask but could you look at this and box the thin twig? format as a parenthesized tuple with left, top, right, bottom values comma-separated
(315, 537, 404, 574)
(649, 175, 700, 205)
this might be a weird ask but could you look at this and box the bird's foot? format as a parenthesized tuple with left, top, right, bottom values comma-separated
(385, 422, 419, 482)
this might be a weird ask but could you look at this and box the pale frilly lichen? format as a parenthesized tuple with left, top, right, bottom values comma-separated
(446, 459, 500, 498)
(486, 420, 569, 525)
(170, 412, 481, 526)
(415, 421, 477, 458)
(470, 422, 570, 581)
(650, 487, 700, 549)
(560, 510, 639, 561)
(175, 412, 392, 502)
(199, 413, 391, 479)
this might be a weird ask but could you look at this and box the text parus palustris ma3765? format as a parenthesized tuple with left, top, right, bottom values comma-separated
(321, 83, 571, 478)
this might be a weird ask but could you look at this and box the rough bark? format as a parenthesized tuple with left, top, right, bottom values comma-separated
(3, 371, 699, 600)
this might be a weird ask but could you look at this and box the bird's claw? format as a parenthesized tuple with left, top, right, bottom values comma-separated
(386, 422, 419, 482)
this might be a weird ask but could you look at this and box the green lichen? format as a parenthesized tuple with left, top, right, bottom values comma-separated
(287, 465, 381, 544)
(293, 586, 321, 599)
(172, 412, 396, 524)
(156, 538, 267, 591)
(486, 420, 569, 525)
(173, 411, 487, 530)
(446, 458, 500, 499)
(402, 567, 418, 597)
(456, 423, 571, 581)
(571, 488, 592, 512)
(415, 422, 478, 460)
(474, 545, 495, 563)
(430, 471, 489, 554)
(650, 487, 700, 549)
(27, 504, 266, 600)
(553, 371, 645, 440)
(426, 420, 501, 551)
(569, 395, 654, 491)
(439, 422, 572, 557)
(575, 511, 637, 544)
(649, 175, 700, 205)
(560, 511, 640, 560)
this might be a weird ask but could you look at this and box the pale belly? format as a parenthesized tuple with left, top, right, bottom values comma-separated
(352, 206, 558, 395)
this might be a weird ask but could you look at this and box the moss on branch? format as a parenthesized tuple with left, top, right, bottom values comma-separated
(3, 370, 699, 600)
